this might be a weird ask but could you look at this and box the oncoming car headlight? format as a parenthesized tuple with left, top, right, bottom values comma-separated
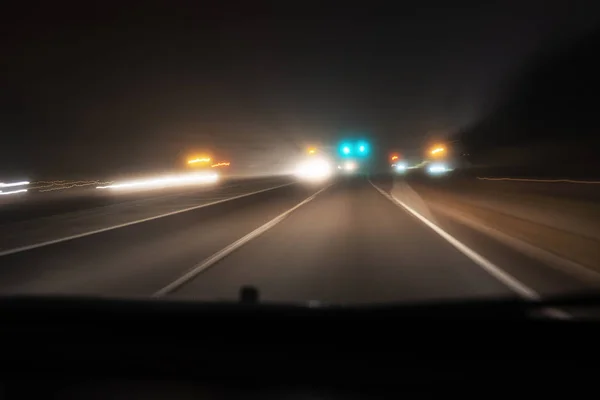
(427, 163, 449, 175)
(395, 162, 407, 172)
(343, 161, 357, 171)
(295, 158, 332, 181)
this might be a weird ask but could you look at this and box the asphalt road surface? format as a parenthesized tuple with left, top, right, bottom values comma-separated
(0, 175, 593, 307)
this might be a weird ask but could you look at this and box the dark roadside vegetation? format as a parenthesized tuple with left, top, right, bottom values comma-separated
(454, 26, 600, 180)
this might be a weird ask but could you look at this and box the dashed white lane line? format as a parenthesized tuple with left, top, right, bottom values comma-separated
(0, 182, 296, 257)
(153, 183, 334, 297)
(368, 180, 571, 320)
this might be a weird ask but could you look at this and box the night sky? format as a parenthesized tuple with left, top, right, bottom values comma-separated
(2, 1, 599, 179)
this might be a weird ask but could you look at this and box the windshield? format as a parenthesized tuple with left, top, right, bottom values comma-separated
(1, 2, 599, 314)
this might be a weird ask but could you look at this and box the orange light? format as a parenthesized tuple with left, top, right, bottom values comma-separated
(188, 157, 211, 164)
(211, 162, 230, 167)
(430, 145, 446, 156)
(391, 155, 399, 161)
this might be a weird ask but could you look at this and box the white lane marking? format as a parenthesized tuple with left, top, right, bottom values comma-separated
(426, 202, 600, 285)
(391, 179, 438, 224)
(369, 180, 572, 319)
(369, 181, 538, 299)
(370, 181, 573, 319)
(477, 177, 600, 184)
(153, 183, 333, 297)
(0, 182, 296, 257)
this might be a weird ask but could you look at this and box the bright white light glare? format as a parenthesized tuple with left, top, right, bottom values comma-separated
(427, 163, 448, 174)
(0, 189, 27, 195)
(0, 181, 29, 188)
(344, 161, 357, 171)
(96, 172, 219, 190)
(359, 145, 365, 152)
(396, 163, 407, 171)
(295, 158, 332, 181)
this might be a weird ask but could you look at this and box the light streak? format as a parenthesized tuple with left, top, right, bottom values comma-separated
(188, 157, 211, 164)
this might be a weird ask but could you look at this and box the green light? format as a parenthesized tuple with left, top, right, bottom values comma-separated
(338, 140, 363, 158)
(356, 140, 370, 157)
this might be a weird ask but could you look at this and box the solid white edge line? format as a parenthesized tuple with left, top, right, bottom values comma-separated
(153, 183, 333, 297)
(0, 182, 296, 257)
(368, 180, 572, 320)
(425, 202, 600, 285)
(368, 180, 538, 299)
(477, 177, 600, 184)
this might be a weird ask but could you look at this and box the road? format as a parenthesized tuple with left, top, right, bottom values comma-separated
(0, 174, 594, 308)
(0, 176, 286, 226)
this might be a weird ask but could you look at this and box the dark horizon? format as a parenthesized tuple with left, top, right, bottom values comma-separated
(2, 1, 600, 179)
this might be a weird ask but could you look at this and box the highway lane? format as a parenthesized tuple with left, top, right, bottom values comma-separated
(0, 176, 293, 252)
(0, 182, 322, 295)
(169, 176, 530, 303)
(0, 175, 592, 308)
(0, 176, 290, 226)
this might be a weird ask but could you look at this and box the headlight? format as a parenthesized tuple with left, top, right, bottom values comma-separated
(96, 172, 218, 190)
(395, 163, 407, 172)
(427, 163, 448, 174)
(343, 161, 357, 171)
(295, 158, 332, 181)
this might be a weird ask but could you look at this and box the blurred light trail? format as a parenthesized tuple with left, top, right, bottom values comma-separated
(0, 181, 29, 196)
(427, 144, 447, 160)
(0, 189, 27, 195)
(96, 172, 218, 190)
(188, 157, 211, 164)
(0, 181, 29, 188)
(30, 180, 114, 192)
(211, 162, 230, 167)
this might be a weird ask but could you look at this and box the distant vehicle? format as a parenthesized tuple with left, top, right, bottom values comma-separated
(338, 159, 359, 173)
